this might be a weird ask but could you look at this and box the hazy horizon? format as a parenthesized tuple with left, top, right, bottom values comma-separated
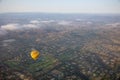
(0, 0, 120, 14)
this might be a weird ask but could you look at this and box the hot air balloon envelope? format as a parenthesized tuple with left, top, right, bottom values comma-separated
(30, 50, 40, 60)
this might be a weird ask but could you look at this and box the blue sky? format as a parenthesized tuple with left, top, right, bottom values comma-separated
(0, 0, 120, 14)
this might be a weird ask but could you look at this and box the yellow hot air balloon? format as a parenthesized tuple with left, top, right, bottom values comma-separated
(30, 50, 40, 60)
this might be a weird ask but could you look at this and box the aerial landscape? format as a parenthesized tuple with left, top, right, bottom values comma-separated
(0, 0, 120, 80)
(0, 13, 120, 80)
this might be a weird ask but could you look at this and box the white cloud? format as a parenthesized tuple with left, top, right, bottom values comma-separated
(1, 23, 21, 31)
(105, 22, 120, 29)
(23, 24, 38, 28)
(105, 23, 120, 27)
(86, 21, 93, 24)
(0, 22, 41, 36)
(75, 19, 84, 21)
(40, 20, 55, 23)
(3, 39, 16, 43)
(58, 21, 71, 25)
(0, 19, 56, 36)
(0, 22, 40, 31)
(30, 20, 40, 24)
